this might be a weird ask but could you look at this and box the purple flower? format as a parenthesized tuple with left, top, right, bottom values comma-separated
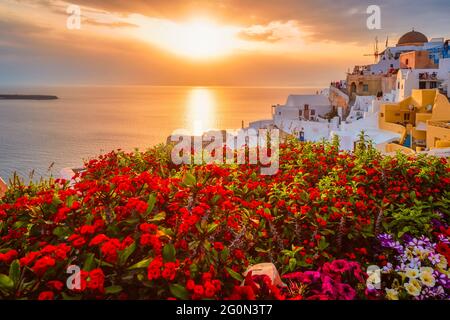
(428, 253, 441, 265)
(438, 234, 450, 245)
(407, 236, 433, 250)
(378, 233, 404, 253)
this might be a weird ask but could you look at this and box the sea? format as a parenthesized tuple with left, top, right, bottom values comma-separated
(0, 86, 320, 180)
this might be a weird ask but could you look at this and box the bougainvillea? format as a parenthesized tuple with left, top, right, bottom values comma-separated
(0, 138, 449, 299)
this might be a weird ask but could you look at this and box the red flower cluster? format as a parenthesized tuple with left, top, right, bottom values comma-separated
(0, 139, 448, 300)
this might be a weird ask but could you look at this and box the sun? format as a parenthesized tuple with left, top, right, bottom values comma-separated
(179, 20, 234, 59)
(133, 16, 237, 60)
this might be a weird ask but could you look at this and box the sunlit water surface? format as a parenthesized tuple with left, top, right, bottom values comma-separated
(0, 86, 319, 180)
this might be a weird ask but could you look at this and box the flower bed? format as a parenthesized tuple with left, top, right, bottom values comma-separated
(0, 138, 449, 300)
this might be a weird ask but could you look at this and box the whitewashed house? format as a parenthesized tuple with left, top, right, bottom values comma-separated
(273, 94, 332, 122)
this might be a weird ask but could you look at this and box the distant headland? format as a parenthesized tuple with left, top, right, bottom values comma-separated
(0, 94, 58, 100)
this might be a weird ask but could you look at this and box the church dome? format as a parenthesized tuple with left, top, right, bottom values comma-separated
(397, 30, 428, 46)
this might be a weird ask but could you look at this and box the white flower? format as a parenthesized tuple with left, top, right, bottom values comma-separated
(404, 279, 421, 297)
(405, 267, 420, 279)
(419, 267, 433, 275)
(385, 288, 399, 300)
(420, 271, 436, 288)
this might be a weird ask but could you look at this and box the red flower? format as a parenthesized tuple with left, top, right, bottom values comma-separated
(89, 234, 109, 246)
(20, 251, 40, 267)
(186, 280, 195, 291)
(88, 268, 105, 293)
(147, 257, 163, 280)
(100, 239, 121, 263)
(162, 262, 177, 280)
(80, 225, 96, 235)
(126, 197, 148, 214)
(204, 281, 216, 298)
(316, 217, 327, 227)
(32, 256, 56, 276)
(140, 234, 161, 253)
(68, 234, 86, 248)
(193, 285, 204, 296)
(54, 244, 71, 260)
(38, 291, 54, 300)
(120, 236, 135, 250)
(213, 242, 224, 251)
(47, 280, 64, 291)
(0, 249, 18, 264)
(139, 223, 158, 233)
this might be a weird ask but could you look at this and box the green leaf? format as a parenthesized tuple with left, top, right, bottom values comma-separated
(13, 221, 27, 229)
(105, 285, 123, 294)
(162, 243, 176, 262)
(211, 194, 221, 204)
(0, 274, 14, 290)
(225, 267, 243, 282)
(289, 258, 297, 271)
(61, 292, 82, 300)
(119, 242, 136, 266)
(297, 260, 311, 267)
(83, 253, 96, 271)
(148, 211, 166, 222)
(189, 263, 199, 278)
(66, 195, 74, 208)
(183, 172, 196, 187)
(169, 284, 189, 300)
(95, 258, 114, 268)
(146, 193, 157, 216)
(207, 223, 219, 234)
(158, 227, 174, 237)
(127, 258, 152, 270)
(9, 260, 20, 286)
(53, 226, 69, 238)
(318, 238, 329, 250)
(220, 248, 229, 261)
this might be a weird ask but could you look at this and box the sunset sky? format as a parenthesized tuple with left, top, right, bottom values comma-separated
(1, 0, 449, 86)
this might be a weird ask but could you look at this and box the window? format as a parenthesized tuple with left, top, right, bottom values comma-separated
(304, 104, 309, 111)
(405, 58, 409, 65)
(298, 110, 302, 119)
(380, 113, 384, 117)
(311, 110, 316, 116)
(419, 81, 426, 89)
(404, 113, 410, 121)
(363, 84, 369, 92)
(397, 82, 400, 89)
(430, 81, 437, 89)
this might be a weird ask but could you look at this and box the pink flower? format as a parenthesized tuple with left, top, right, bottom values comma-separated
(330, 259, 350, 273)
(321, 276, 336, 297)
(337, 283, 356, 300)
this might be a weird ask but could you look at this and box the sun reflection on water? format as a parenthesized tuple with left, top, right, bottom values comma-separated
(186, 88, 217, 136)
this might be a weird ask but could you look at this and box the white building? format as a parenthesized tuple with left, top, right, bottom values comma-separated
(367, 32, 449, 75)
(273, 94, 332, 121)
(330, 98, 401, 150)
(393, 58, 450, 101)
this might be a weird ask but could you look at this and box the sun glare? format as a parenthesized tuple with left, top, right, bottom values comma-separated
(180, 20, 233, 59)
(187, 88, 216, 135)
(133, 16, 237, 60)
